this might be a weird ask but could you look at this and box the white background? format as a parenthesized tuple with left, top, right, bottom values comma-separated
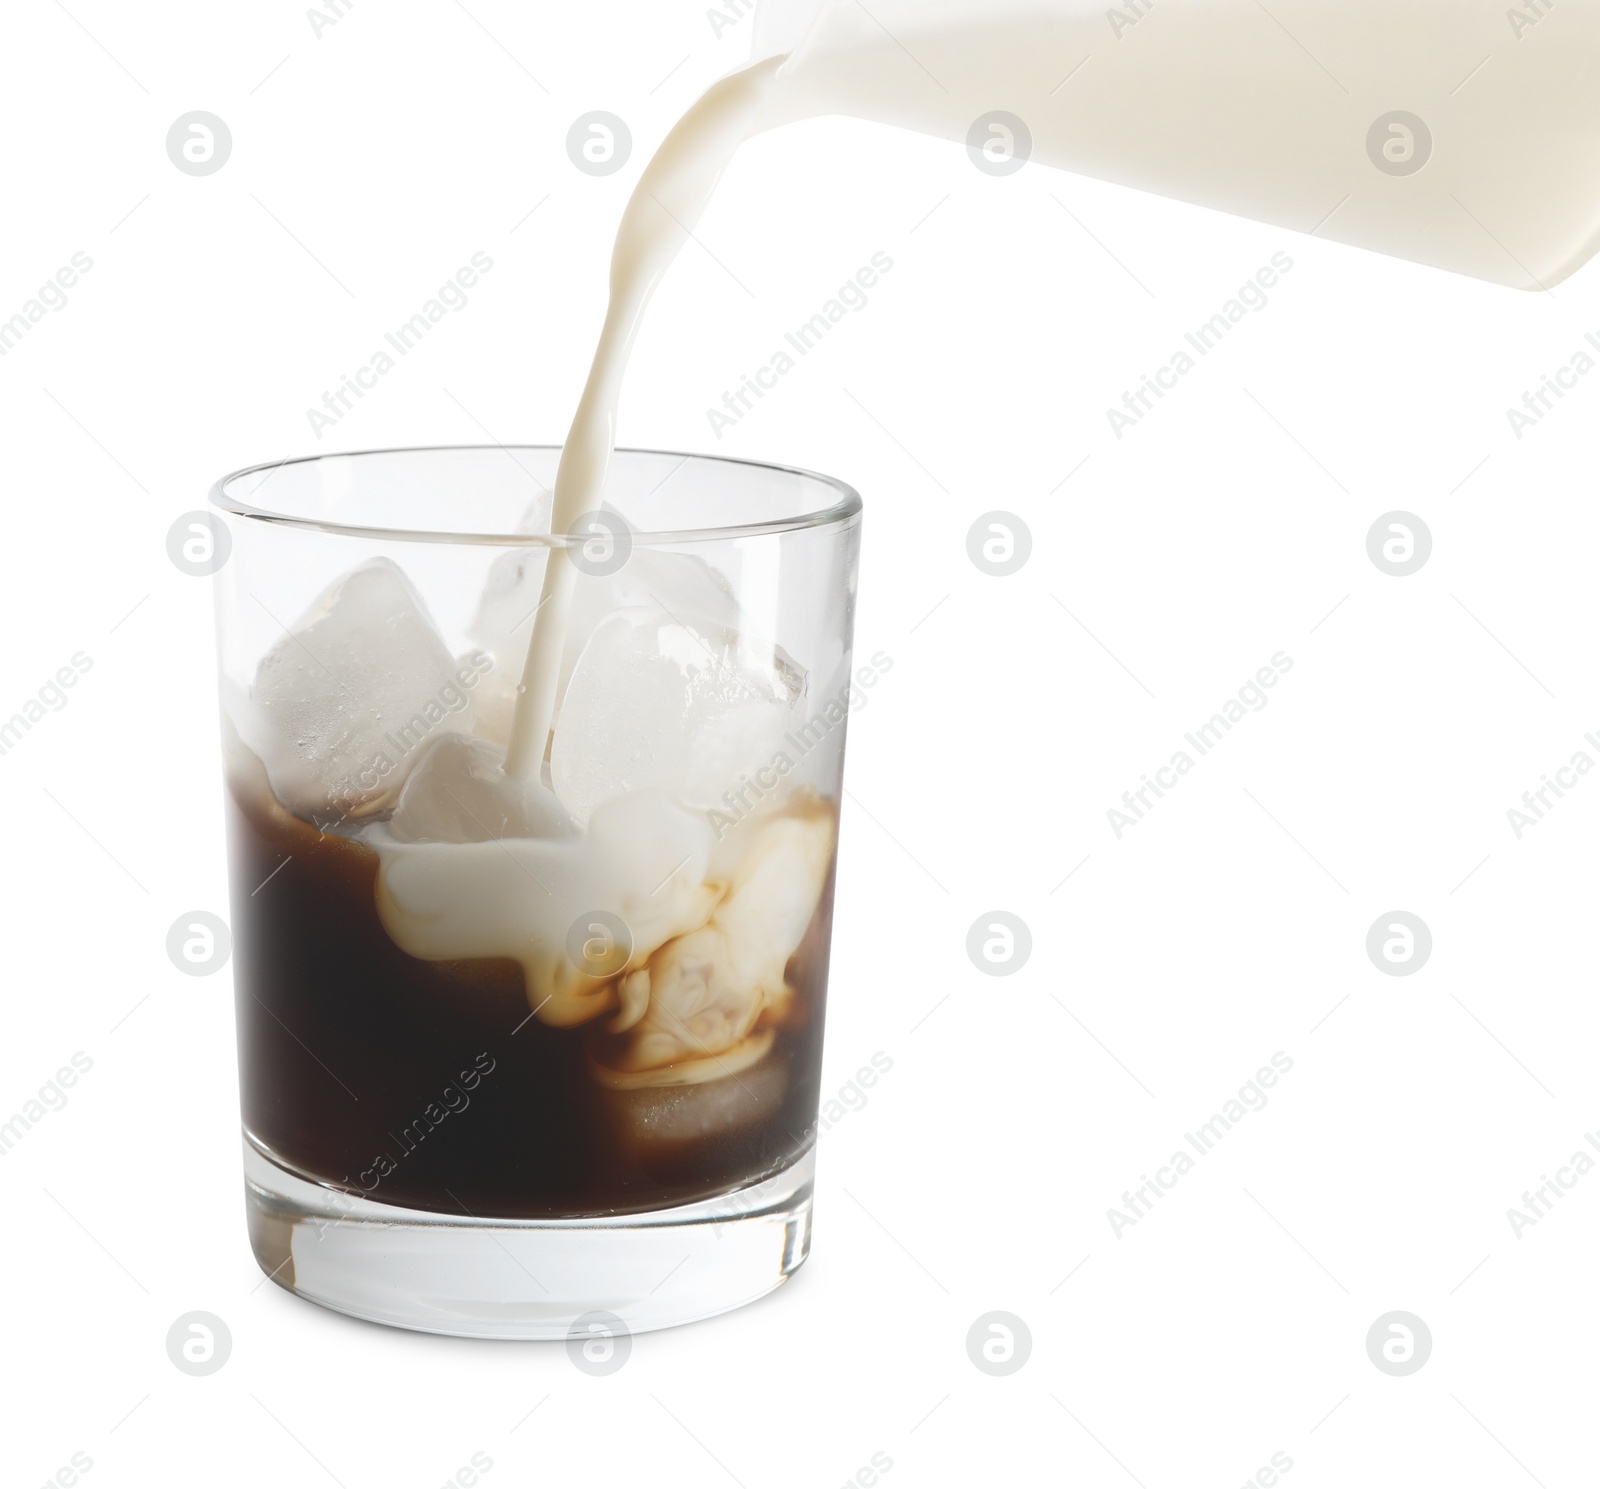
(4, 2, 1600, 1486)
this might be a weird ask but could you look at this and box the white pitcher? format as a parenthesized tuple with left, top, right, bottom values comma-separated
(750, 0, 1600, 289)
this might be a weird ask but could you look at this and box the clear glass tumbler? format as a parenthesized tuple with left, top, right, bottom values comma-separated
(210, 446, 862, 1338)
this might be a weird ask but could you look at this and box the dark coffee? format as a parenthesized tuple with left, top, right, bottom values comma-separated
(227, 776, 836, 1219)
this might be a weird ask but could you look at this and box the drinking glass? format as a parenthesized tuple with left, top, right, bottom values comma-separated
(210, 446, 862, 1338)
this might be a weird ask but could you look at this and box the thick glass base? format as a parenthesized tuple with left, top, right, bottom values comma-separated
(243, 1138, 814, 1339)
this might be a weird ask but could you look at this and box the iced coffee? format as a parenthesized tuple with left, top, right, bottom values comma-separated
(221, 460, 859, 1229)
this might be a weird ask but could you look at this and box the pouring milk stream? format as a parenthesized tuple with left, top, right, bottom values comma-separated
(507, 0, 1600, 778)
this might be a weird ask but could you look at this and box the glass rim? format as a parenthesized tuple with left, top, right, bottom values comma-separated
(209, 444, 864, 547)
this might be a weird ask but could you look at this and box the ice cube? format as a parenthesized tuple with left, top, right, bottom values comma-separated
(601, 1054, 790, 1154)
(550, 606, 807, 825)
(245, 558, 476, 821)
(466, 508, 742, 748)
(457, 491, 557, 743)
(566, 523, 743, 667)
(388, 733, 576, 844)
(463, 547, 551, 748)
(512, 490, 555, 536)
